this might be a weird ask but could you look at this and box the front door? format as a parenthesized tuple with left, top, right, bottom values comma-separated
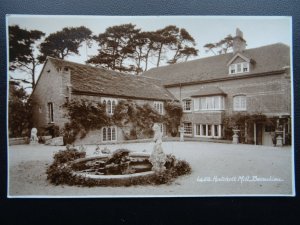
(262, 125, 274, 146)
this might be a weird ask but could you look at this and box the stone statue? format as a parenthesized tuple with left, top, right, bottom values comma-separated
(149, 123, 166, 173)
(30, 127, 38, 144)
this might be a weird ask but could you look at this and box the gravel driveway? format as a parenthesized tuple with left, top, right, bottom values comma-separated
(8, 142, 294, 197)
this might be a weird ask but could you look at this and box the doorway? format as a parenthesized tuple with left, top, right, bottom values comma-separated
(262, 125, 275, 146)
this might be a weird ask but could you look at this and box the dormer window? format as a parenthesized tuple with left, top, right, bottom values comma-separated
(229, 62, 249, 75)
(230, 65, 236, 74)
(243, 62, 249, 72)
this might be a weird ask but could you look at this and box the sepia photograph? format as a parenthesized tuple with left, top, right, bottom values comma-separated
(7, 15, 294, 197)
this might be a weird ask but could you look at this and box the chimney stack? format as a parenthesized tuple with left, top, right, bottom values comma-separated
(233, 28, 246, 54)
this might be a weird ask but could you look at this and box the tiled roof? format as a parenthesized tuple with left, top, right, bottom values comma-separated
(142, 43, 290, 86)
(190, 86, 226, 97)
(48, 58, 176, 101)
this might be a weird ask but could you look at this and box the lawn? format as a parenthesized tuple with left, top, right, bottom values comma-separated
(8, 141, 294, 197)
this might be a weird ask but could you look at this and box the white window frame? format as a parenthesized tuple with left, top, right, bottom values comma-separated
(183, 99, 192, 112)
(183, 122, 192, 136)
(153, 101, 164, 115)
(102, 126, 117, 142)
(194, 124, 222, 138)
(195, 96, 225, 111)
(233, 95, 247, 111)
(229, 62, 249, 75)
(102, 98, 117, 115)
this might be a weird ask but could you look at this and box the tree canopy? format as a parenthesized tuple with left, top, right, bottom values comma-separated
(87, 24, 199, 74)
(87, 24, 140, 73)
(38, 26, 92, 62)
(9, 25, 45, 89)
(204, 34, 234, 55)
(8, 81, 32, 137)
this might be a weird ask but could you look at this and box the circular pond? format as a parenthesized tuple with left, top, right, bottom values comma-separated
(68, 150, 155, 185)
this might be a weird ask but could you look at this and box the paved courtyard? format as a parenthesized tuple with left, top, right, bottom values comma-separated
(8, 141, 294, 197)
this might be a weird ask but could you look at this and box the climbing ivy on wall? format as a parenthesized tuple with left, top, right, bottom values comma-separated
(62, 99, 110, 143)
(164, 101, 183, 136)
(62, 99, 183, 144)
(222, 112, 276, 143)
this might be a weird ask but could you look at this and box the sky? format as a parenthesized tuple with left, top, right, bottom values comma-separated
(7, 15, 292, 91)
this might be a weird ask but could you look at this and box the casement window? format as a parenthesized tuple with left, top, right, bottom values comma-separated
(229, 62, 249, 74)
(102, 126, 117, 142)
(153, 101, 164, 115)
(233, 95, 247, 111)
(214, 124, 219, 137)
(194, 96, 225, 111)
(183, 122, 192, 135)
(47, 102, 54, 123)
(102, 98, 117, 115)
(195, 124, 222, 138)
(183, 99, 192, 112)
(156, 123, 165, 135)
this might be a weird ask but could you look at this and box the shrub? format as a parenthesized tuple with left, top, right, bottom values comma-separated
(52, 149, 86, 164)
(46, 150, 191, 187)
(46, 149, 86, 185)
(164, 101, 183, 135)
(172, 159, 192, 176)
(38, 136, 46, 144)
(44, 124, 60, 137)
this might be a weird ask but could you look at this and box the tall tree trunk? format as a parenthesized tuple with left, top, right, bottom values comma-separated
(144, 49, 151, 71)
(31, 60, 36, 88)
(156, 44, 163, 67)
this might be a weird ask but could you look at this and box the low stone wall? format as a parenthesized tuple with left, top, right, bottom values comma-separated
(9, 137, 28, 145)
(9, 135, 53, 146)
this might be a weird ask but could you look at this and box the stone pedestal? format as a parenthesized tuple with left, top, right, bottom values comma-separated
(232, 129, 240, 144)
(179, 127, 185, 142)
(275, 130, 283, 147)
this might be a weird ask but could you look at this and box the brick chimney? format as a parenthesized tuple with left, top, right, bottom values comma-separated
(233, 28, 246, 54)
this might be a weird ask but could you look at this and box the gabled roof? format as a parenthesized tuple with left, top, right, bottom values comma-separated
(190, 86, 226, 97)
(47, 58, 176, 101)
(226, 52, 251, 66)
(142, 43, 290, 86)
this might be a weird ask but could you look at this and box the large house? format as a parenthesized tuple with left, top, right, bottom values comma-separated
(30, 57, 176, 144)
(142, 29, 291, 146)
(30, 29, 291, 146)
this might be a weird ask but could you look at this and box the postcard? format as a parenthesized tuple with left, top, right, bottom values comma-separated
(7, 15, 294, 197)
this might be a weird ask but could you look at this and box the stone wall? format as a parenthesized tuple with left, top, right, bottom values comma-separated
(67, 94, 168, 144)
(167, 72, 291, 117)
(30, 61, 69, 132)
(166, 72, 291, 138)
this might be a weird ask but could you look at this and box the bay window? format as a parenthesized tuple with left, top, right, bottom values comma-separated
(194, 96, 225, 111)
(195, 124, 222, 138)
